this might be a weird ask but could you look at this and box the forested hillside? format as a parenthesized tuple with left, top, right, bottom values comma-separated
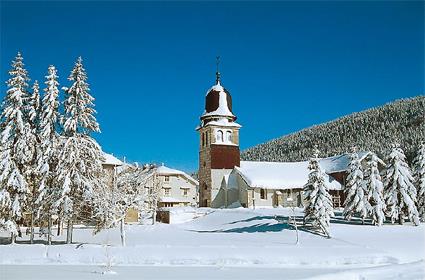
(241, 96, 425, 163)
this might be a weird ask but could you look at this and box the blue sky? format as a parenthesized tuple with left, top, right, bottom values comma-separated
(1, 1, 424, 172)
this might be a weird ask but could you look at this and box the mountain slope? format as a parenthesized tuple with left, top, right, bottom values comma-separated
(241, 96, 425, 163)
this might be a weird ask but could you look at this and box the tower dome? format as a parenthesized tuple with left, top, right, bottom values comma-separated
(201, 74, 236, 122)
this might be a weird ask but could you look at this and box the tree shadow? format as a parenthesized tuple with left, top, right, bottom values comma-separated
(191, 222, 292, 233)
(226, 215, 284, 225)
(0, 236, 68, 245)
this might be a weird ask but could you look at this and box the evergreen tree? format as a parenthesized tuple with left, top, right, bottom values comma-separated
(241, 96, 425, 164)
(26, 81, 42, 244)
(383, 144, 420, 225)
(62, 57, 99, 135)
(37, 65, 61, 244)
(303, 148, 334, 237)
(364, 153, 385, 226)
(56, 57, 104, 243)
(342, 149, 370, 222)
(413, 141, 425, 221)
(0, 52, 31, 243)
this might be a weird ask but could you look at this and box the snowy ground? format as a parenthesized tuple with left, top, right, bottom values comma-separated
(0, 207, 424, 279)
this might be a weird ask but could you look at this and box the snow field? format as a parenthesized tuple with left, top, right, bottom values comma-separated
(1, 207, 423, 270)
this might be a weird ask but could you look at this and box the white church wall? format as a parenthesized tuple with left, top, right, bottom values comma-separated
(211, 168, 233, 208)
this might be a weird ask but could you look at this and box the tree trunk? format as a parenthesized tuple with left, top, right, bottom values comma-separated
(11, 232, 16, 244)
(66, 220, 73, 244)
(120, 219, 126, 247)
(57, 219, 62, 236)
(30, 212, 35, 244)
(47, 215, 52, 245)
(152, 207, 157, 225)
(399, 213, 404, 225)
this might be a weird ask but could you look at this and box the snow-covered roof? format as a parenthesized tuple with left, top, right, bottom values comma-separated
(102, 153, 123, 166)
(204, 118, 241, 128)
(156, 165, 199, 185)
(201, 83, 235, 119)
(235, 161, 342, 190)
(319, 151, 385, 173)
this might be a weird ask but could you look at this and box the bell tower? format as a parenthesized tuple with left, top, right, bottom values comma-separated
(197, 60, 241, 207)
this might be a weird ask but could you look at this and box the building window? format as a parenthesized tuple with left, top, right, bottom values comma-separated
(216, 130, 223, 142)
(260, 189, 267, 200)
(206, 131, 209, 145)
(164, 188, 170, 196)
(182, 189, 188, 197)
(164, 175, 170, 182)
(226, 131, 233, 142)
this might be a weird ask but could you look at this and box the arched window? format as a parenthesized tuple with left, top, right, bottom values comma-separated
(206, 131, 209, 145)
(216, 130, 223, 142)
(201, 132, 205, 147)
(226, 131, 233, 142)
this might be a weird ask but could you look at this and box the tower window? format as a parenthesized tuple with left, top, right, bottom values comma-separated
(217, 130, 223, 142)
(206, 131, 209, 145)
(226, 131, 233, 142)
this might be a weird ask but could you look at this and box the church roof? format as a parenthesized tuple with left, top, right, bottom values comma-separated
(320, 151, 385, 173)
(235, 161, 342, 190)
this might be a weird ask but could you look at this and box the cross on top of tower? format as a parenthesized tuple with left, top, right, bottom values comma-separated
(216, 56, 221, 84)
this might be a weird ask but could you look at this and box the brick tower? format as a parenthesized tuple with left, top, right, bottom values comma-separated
(197, 68, 241, 207)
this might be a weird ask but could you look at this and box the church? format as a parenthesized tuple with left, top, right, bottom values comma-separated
(196, 70, 384, 209)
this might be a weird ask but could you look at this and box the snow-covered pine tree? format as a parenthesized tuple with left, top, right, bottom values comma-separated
(412, 141, 425, 221)
(342, 148, 370, 223)
(26, 81, 43, 244)
(0, 52, 31, 243)
(56, 57, 104, 243)
(37, 65, 61, 244)
(303, 148, 334, 237)
(383, 143, 420, 225)
(364, 153, 385, 226)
